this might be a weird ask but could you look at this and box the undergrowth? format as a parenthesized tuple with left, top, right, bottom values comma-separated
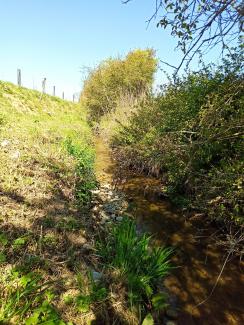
(112, 52, 244, 233)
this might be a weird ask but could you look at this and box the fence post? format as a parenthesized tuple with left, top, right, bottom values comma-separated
(62, 92, 64, 100)
(42, 78, 46, 94)
(53, 86, 56, 96)
(17, 69, 21, 87)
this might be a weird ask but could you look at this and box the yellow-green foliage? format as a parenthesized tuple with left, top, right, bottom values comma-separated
(81, 49, 157, 122)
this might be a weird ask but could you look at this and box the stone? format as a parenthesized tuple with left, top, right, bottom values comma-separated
(83, 243, 95, 251)
(104, 204, 116, 214)
(116, 216, 123, 222)
(166, 308, 178, 320)
(91, 271, 102, 282)
(92, 206, 99, 212)
(165, 321, 177, 325)
(1, 139, 10, 147)
(91, 189, 100, 195)
(11, 150, 20, 159)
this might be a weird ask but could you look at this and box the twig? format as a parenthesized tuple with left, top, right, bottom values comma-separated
(192, 249, 232, 311)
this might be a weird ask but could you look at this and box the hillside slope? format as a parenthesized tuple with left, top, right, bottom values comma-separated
(0, 82, 173, 325)
(0, 82, 96, 324)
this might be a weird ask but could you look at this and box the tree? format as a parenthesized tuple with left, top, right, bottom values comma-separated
(123, 0, 244, 73)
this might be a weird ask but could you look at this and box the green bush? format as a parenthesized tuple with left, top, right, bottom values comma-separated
(113, 52, 244, 225)
(81, 49, 157, 122)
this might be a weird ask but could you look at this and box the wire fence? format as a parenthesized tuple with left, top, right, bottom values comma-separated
(9, 68, 80, 103)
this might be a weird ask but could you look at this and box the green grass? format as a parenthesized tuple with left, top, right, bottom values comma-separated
(0, 270, 68, 324)
(0, 81, 97, 324)
(97, 218, 172, 317)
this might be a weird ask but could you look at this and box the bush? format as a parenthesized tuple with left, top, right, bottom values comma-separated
(81, 49, 157, 123)
(113, 52, 244, 225)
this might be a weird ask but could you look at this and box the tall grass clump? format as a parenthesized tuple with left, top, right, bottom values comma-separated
(98, 218, 172, 313)
(112, 51, 244, 233)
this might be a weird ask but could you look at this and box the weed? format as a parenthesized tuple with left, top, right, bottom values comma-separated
(0, 270, 67, 324)
(64, 271, 107, 314)
(56, 217, 82, 231)
(97, 218, 172, 311)
(64, 137, 96, 206)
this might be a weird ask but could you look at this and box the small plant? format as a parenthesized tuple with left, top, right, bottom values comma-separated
(64, 271, 107, 314)
(64, 137, 96, 206)
(0, 252, 6, 263)
(0, 270, 67, 324)
(97, 218, 172, 311)
(56, 216, 81, 231)
(13, 235, 29, 250)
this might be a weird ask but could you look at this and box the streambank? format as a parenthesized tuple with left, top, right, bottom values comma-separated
(94, 137, 244, 325)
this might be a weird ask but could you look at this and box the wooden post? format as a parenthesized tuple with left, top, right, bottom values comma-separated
(17, 69, 21, 86)
(53, 86, 56, 96)
(42, 78, 46, 94)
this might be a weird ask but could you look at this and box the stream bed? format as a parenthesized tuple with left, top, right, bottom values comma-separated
(94, 137, 244, 325)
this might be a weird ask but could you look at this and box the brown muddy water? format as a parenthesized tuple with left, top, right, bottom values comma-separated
(94, 138, 244, 325)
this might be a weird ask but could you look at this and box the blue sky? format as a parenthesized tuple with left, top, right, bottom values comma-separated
(0, 0, 217, 100)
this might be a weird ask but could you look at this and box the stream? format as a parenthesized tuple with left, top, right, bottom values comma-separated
(94, 137, 244, 325)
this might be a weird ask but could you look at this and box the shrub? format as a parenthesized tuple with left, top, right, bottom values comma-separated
(81, 49, 157, 123)
(112, 52, 244, 226)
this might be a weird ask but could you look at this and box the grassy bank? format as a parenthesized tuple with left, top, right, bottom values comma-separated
(0, 81, 172, 324)
(0, 81, 97, 324)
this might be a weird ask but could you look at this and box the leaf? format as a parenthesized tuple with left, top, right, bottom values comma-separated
(75, 295, 90, 313)
(13, 236, 28, 247)
(0, 233, 8, 246)
(25, 311, 40, 325)
(142, 313, 154, 325)
(152, 292, 168, 310)
(0, 252, 6, 263)
(20, 273, 35, 287)
(76, 303, 89, 313)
